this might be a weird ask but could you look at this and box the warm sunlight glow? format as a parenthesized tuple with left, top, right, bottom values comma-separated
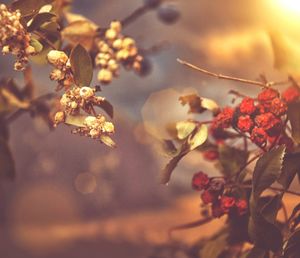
(278, 0, 300, 13)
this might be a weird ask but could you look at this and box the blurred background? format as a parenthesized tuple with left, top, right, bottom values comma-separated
(1, 0, 300, 257)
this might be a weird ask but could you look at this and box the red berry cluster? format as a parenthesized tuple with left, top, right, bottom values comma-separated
(192, 172, 248, 218)
(210, 86, 300, 149)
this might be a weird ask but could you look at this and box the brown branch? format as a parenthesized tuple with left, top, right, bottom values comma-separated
(168, 217, 213, 238)
(177, 58, 271, 88)
(269, 187, 300, 197)
(32, 31, 57, 50)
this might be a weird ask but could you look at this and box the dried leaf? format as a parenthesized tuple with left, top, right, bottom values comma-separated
(61, 20, 97, 50)
(179, 94, 219, 114)
(70, 44, 93, 87)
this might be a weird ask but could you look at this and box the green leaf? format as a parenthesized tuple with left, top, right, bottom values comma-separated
(283, 229, 300, 258)
(245, 247, 266, 258)
(252, 146, 285, 200)
(200, 232, 228, 258)
(176, 121, 196, 140)
(187, 124, 208, 151)
(70, 44, 93, 87)
(218, 145, 249, 178)
(260, 194, 282, 223)
(248, 214, 282, 252)
(27, 12, 56, 32)
(65, 114, 87, 127)
(278, 152, 300, 189)
(288, 102, 300, 144)
(95, 99, 114, 118)
(99, 135, 116, 148)
(30, 38, 43, 53)
(0, 139, 15, 180)
(11, 0, 54, 17)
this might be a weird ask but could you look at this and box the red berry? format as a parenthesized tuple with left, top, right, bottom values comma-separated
(203, 150, 219, 161)
(212, 201, 225, 218)
(220, 195, 236, 213)
(236, 199, 248, 216)
(282, 86, 300, 104)
(258, 88, 279, 103)
(213, 107, 234, 129)
(270, 98, 287, 116)
(251, 127, 267, 146)
(254, 112, 282, 136)
(237, 115, 254, 132)
(201, 190, 217, 204)
(192, 172, 209, 191)
(239, 97, 256, 115)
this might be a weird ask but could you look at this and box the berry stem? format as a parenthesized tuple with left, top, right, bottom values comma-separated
(177, 58, 273, 88)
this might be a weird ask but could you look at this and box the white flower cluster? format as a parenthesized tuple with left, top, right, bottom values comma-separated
(95, 21, 143, 84)
(0, 4, 36, 70)
(47, 50, 74, 89)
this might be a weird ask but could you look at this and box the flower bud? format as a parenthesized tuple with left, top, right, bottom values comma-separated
(54, 111, 65, 125)
(98, 69, 113, 83)
(47, 50, 68, 67)
(80, 86, 94, 99)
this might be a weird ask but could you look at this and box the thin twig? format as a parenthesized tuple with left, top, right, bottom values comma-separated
(5, 93, 56, 124)
(177, 58, 271, 88)
(232, 153, 262, 181)
(121, 5, 149, 27)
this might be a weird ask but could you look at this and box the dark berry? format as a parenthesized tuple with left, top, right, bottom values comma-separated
(144, 0, 161, 8)
(157, 4, 180, 25)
